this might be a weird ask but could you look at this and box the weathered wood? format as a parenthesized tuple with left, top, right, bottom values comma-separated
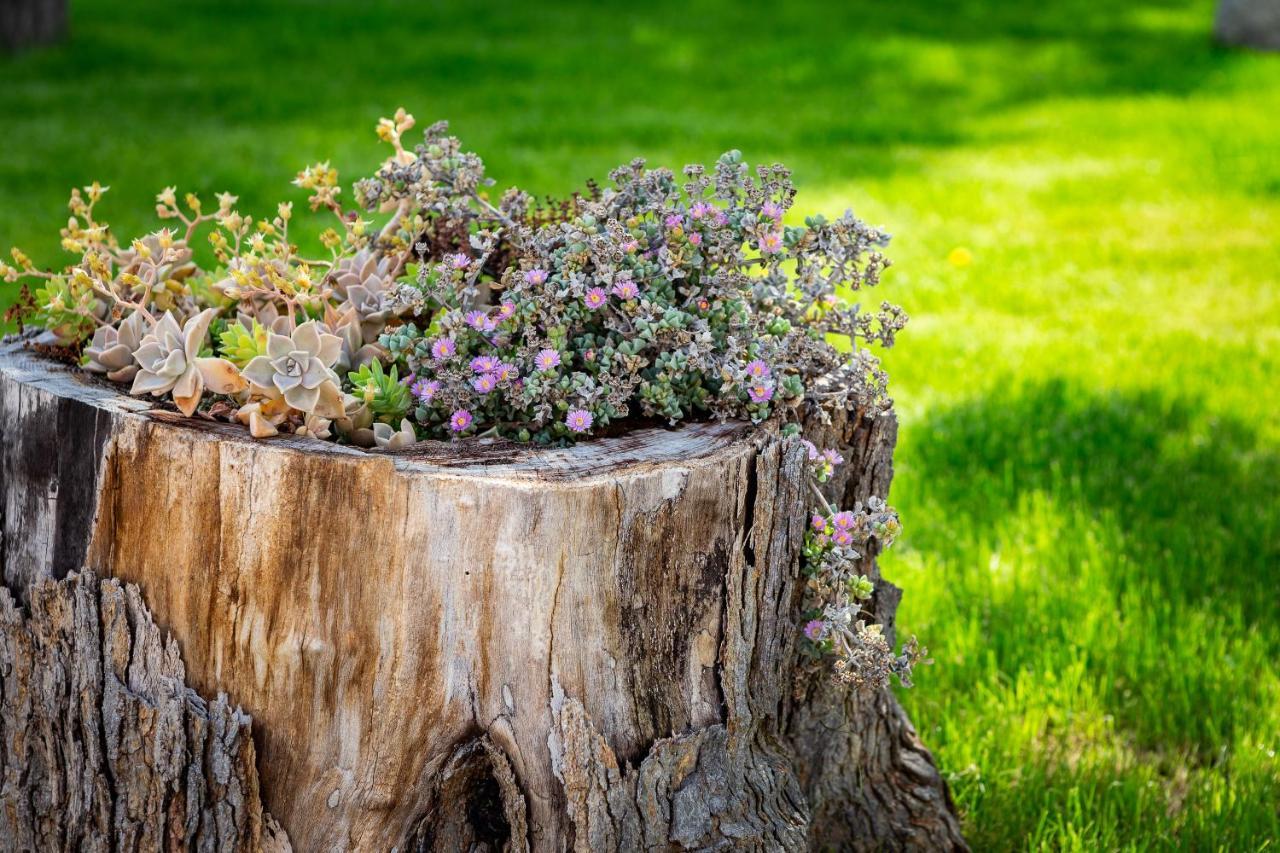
(0, 569, 285, 851)
(0, 340, 965, 851)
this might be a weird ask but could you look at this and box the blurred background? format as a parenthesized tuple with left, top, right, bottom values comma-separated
(2, 0, 1277, 847)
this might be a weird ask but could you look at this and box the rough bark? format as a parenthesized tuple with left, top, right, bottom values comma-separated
(1216, 0, 1280, 50)
(0, 0, 67, 51)
(0, 340, 964, 851)
(0, 569, 286, 851)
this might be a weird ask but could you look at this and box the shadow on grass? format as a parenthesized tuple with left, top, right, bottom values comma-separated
(900, 379, 1278, 757)
(909, 379, 1278, 622)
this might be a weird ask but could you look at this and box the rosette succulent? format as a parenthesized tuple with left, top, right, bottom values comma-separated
(83, 309, 148, 382)
(372, 418, 417, 450)
(328, 248, 393, 302)
(242, 321, 345, 418)
(130, 309, 248, 416)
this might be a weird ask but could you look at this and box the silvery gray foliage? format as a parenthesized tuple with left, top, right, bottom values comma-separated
(367, 122, 906, 444)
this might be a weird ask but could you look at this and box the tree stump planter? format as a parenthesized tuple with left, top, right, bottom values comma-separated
(0, 340, 965, 851)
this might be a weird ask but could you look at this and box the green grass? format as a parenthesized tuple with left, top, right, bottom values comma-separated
(3, 1, 1278, 848)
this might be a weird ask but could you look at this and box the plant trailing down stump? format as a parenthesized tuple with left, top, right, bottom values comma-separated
(1, 111, 963, 850)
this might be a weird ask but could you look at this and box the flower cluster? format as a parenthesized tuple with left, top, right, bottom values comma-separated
(798, 454, 926, 691)
(3, 110, 916, 685)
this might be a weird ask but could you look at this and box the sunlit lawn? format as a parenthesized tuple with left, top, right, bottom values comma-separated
(2, 0, 1277, 848)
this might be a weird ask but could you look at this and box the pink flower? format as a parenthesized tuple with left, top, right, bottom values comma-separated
(565, 408, 594, 432)
(761, 201, 784, 222)
(448, 252, 471, 269)
(758, 230, 783, 255)
(664, 214, 683, 229)
(524, 268, 548, 285)
(822, 448, 844, 467)
(803, 619, 826, 641)
(497, 301, 516, 320)
(810, 514, 828, 532)
(832, 511, 855, 530)
(472, 373, 498, 394)
(535, 348, 561, 371)
(431, 337, 456, 361)
(494, 362, 519, 383)
(800, 439, 820, 460)
(612, 279, 638, 300)
(833, 528, 854, 546)
(450, 409, 473, 432)
(470, 355, 501, 374)
(411, 378, 439, 401)
(747, 383, 774, 403)
(690, 201, 714, 220)
(745, 359, 770, 379)
(688, 232, 702, 246)
(465, 310, 493, 331)
(584, 288, 607, 310)
(622, 239, 639, 253)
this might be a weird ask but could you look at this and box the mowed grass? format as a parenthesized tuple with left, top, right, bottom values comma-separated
(2, 1, 1277, 848)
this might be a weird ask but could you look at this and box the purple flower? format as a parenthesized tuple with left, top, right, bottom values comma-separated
(810, 514, 828, 532)
(494, 362, 518, 383)
(761, 201, 784, 222)
(524, 268, 548, 286)
(612, 279, 638, 300)
(465, 310, 492, 331)
(747, 383, 774, 404)
(411, 378, 440, 401)
(745, 359, 771, 379)
(470, 355, 501, 374)
(472, 373, 498, 394)
(833, 528, 854, 546)
(664, 214, 683, 230)
(688, 231, 702, 246)
(690, 201, 714, 220)
(803, 620, 826, 642)
(622, 239, 639, 253)
(448, 252, 471, 269)
(822, 448, 844, 467)
(758, 230, 783, 255)
(800, 439, 820, 461)
(497, 301, 516, 320)
(431, 337, 456, 361)
(450, 409, 473, 432)
(535, 348, 561, 371)
(832, 511, 855, 530)
(584, 287, 608, 310)
(565, 408, 594, 432)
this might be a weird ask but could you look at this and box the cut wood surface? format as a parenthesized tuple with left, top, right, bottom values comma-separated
(0, 340, 965, 851)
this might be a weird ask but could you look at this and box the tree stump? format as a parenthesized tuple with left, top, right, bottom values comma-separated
(1216, 0, 1280, 50)
(0, 340, 965, 851)
(0, 0, 67, 52)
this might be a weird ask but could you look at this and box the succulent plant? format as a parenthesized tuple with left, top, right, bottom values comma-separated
(372, 418, 417, 450)
(130, 309, 248, 416)
(324, 304, 382, 374)
(242, 320, 345, 418)
(347, 359, 412, 423)
(218, 318, 270, 368)
(328, 249, 393, 302)
(83, 309, 148, 382)
(335, 253, 403, 344)
(234, 396, 291, 439)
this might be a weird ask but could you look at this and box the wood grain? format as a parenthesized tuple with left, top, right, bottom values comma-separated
(0, 340, 965, 851)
